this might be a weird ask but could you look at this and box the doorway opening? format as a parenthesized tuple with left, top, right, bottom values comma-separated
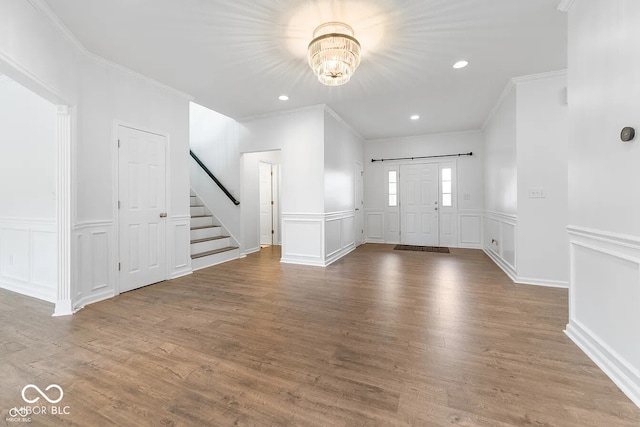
(240, 150, 281, 254)
(259, 161, 279, 247)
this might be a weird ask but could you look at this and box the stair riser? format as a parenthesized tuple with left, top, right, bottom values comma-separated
(190, 206, 205, 216)
(189, 196, 198, 206)
(191, 238, 231, 255)
(190, 216, 215, 228)
(191, 248, 240, 271)
(190, 227, 221, 240)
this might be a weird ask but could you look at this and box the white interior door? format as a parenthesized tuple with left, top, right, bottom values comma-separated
(400, 163, 439, 246)
(355, 161, 364, 246)
(259, 162, 273, 246)
(118, 125, 167, 292)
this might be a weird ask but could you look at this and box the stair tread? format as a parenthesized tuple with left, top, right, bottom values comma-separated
(191, 225, 220, 230)
(191, 236, 230, 244)
(190, 225, 221, 230)
(190, 205, 204, 208)
(191, 215, 212, 218)
(191, 247, 238, 259)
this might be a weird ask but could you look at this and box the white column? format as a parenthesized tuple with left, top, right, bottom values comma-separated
(54, 105, 73, 316)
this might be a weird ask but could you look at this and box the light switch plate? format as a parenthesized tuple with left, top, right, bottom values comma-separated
(528, 187, 546, 198)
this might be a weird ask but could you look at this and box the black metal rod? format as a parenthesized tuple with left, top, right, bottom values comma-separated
(190, 150, 240, 206)
(371, 152, 473, 163)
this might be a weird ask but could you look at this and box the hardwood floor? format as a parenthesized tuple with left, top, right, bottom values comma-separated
(1, 244, 639, 426)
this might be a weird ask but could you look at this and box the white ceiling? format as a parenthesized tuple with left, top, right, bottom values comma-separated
(43, 0, 567, 140)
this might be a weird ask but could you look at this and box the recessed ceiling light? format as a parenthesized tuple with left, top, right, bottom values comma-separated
(453, 60, 469, 69)
(410, 115, 420, 120)
(278, 95, 289, 101)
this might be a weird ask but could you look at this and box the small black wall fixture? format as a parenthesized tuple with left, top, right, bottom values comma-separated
(190, 150, 240, 206)
(371, 152, 473, 163)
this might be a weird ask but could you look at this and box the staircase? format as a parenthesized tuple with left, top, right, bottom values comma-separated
(190, 191, 240, 270)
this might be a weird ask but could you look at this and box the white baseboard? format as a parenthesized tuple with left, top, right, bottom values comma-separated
(324, 244, 356, 267)
(242, 247, 261, 256)
(0, 279, 56, 303)
(280, 257, 325, 267)
(565, 321, 640, 408)
(73, 289, 116, 312)
(483, 247, 517, 281)
(515, 276, 568, 289)
(170, 269, 192, 280)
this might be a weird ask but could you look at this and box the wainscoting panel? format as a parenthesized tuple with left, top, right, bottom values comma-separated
(566, 226, 640, 407)
(281, 213, 324, 266)
(0, 219, 57, 302)
(364, 210, 384, 243)
(483, 211, 517, 280)
(72, 221, 115, 310)
(440, 212, 455, 247)
(386, 211, 399, 243)
(458, 210, 482, 248)
(170, 215, 191, 279)
(325, 211, 356, 266)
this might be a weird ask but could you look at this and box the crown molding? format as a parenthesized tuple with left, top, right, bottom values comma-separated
(366, 129, 481, 144)
(323, 105, 365, 141)
(557, 0, 576, 12)
(512, 69, 568, 85)
(27, 0, 193, 101)
(482, 69, 568, 130)
(481, 79, 516, 131)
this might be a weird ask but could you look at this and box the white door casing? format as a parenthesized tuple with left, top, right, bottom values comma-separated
(355, 161, 364, 246)
(400, 163, 439, 246)
(118, 125, 167, 292)
(259, 161, 273, 246)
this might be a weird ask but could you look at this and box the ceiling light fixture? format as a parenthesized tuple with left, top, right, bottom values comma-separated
(278, 95, 289, 101)
(410, 115, 420, 120)
(308, 22, 361, 86)
(453, 60, 469, 69)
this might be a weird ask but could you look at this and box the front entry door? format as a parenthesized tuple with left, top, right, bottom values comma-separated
(400, 163, 439, 246)
(118, 125, 167, 292)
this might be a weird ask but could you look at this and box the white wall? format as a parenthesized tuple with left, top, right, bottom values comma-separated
(484, 86, 518, 216)
(323, 111, 364, 212)
(364, 131, 484, 247)
(240, 150, 281, 255)
(0, 77, 57, 218)
(565, 0, 640, 408)
(190, 102, 241, 243)
(240, 106, 325, 214)
(516, 73, 568, 286)
(239, 107, 326, 265)
(239, 106, 363, 266)
(0, 77, 58, 302)
(0, 1, 192, 310)
(482, 74, 569, 287)
(483, 84, 518, 275)
(323, 110, 364, 263)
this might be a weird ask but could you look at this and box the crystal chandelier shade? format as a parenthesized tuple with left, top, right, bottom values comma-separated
(307, 22, 361, 86)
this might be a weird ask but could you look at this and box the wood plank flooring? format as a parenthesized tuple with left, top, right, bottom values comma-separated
(1, 244, 639, 426)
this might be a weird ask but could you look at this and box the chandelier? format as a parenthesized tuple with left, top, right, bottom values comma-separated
(307, 22, 361, 86)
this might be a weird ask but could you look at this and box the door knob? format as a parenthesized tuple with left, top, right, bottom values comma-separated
(434, 207, 438, 211)
(159, 213, 167, 218)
